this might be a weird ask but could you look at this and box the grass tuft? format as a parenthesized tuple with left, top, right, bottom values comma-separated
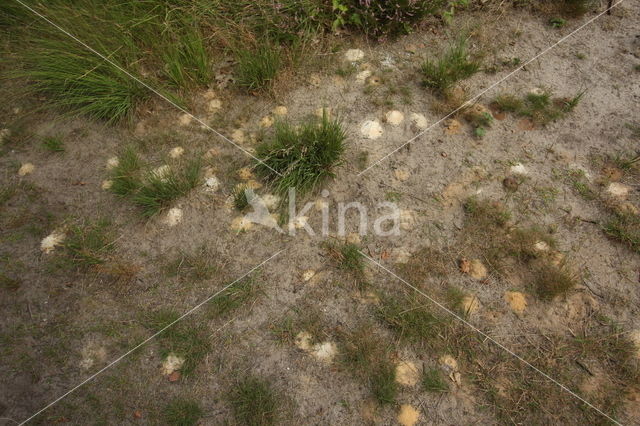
(208, 276, 260, 318)
(62, 219, 114, 267)
(42, 135, 65, 153)
(603, 211, 640, 254)
(255, 112, 346, 197)
(233, 185, 250, 211)
(422, 367, 448, 392)
(377, 294, 447, 343)
(421, 38, 479, 91)
(532, 262, 577, 300)
(230, 376, 278, 426)
(235, 44, 281, 92)
(109, 146, 142, 197)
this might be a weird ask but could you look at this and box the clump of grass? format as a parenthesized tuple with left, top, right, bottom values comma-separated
(398, 247, 451, 282)
(255, 112, 346, 197)
(144, 309, 210, 376)
(560, 0, 597, 17)
(377, 294, 447, 344)
(233, 185, 250, 211)
(463, 197, 511, 228)
(42, 136, 64, 153)
(421, 38, 480, 91)
(230, 376, 278, 426)
(163, 28, 212, 89)
(422, 368, 448, 392)
(339, 326, 397, 404)
(163, 398, 203, 426)
(494, 94, 524, 112)
(62, 219, 114, 267)
(236, 44, 281, 92)
(271, 305, 324, 344)
(133, 159, 202, 217)
(208, 276, 260, 318)
(603, 211, 640, 254)
(532, 262, 577, 300)
(108, 146, 142, 197)
(566, 169, 596, 200)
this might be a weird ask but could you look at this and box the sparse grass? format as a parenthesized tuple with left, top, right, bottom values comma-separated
(255, 112, 346, 197)
(492, 89, 585, 125)
(42, 135, 64, 153)
(208, 276, 260, 318)
(162, 398, 203, 426)
(230, 376, 278, 426)
(566, 169, 596, 200)
(235, 44, 281, 92)
(398, 247, 450, 280)
(61, 219, 114, 267)
(377, 293, 447, 344)
(463, 197, 511, 228)
(422, 368, 448, 392)
(144, 309, 210, 376)
(271, 305, 324, 344)
(339, 326, 397, 404)
(163, 246, 217, 282)
(532, 262, 577, 300)
(421, 38, 480, 91)
(603, 211, 640, 253)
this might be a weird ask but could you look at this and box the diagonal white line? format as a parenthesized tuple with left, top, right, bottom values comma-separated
(11, 0, 282, 177)
(358, 0, 626, 176)
(359, 250, 622, 426)
(18, 249, 286, 425)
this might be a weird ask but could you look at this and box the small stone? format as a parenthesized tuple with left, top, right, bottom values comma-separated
(439, 354, 459, 372)
(355, 70, 372, 84)
(169, 146, 184, 159)
(260, 116, 274, 128)
(164, 208, 183, 227)
(152, 165, 171, 180)
(18, 163, 35, 176)
(101, 180, 113, 190)
(345, 49, 364, 61)
(607, 182, 631, 198)
(346, 232, 361, 245)
(504, 291, 527, 315)
(262, 194, 280, 210)
(397, 405, 419, 426)
(443, 119, 462, 135)
(311, 341, 337, 363)
(385, 110, 404, 125)
(529, 87, 545, 97)
(409, 113, 428, 130)
(288, 215, 309, 230)
(510, 163, 528, 175)
(302, 270, 316, 282)
(273, 106, 288, 116)
(360, 120, 383, 139)
(41, 230, 66, 254)
(106, 157, 119, 170)
(534, 241, 550, 252)
(395, 361, 419, 387)
(394, 168, 410, 182)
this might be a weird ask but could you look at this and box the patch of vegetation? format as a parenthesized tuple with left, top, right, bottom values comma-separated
(163, 246, 217, 282)
(233, 185, 250, 211)
(208, 276, 261, 318)
(339, 326, 397, 404)
(399, 247, 451, 281)
(421, 38, 480, 91)
(42, 135, 65, 153)
(422, 367, 448, 392)
(235, 44, 281, 92)
(566, 169, 596, 200)
(377, 293, 447, 343)
(59, 219, 114, 268)
(270, 305, 324, 344)
(144, 309, 210, 376)
(492, 89, 585, 125)
(107, 147, 202, 216)
(162, 398, 203, 426)
(532, 262, 577, 300)
(255, 112, 346, 197)
(603, 211, 640, 254)
(463, 197, 511, 228)
(230, 376, 278, 426)
(332, 0, 444, 37)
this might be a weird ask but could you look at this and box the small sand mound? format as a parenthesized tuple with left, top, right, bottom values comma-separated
(461, 296, 480, 314)
(394, 168, 410, 182)
(161, 353, 185, 375)
(607, 182, 631, 198)
(231, 216, 253, 232)
(345, 49, 364, 61)
(273, 106, 288, 116)
(360, 120, 383, 139)
(510, 163, 528, 175)
(504, 291, 527, 315)
(18, 163, 35, 176)
(169, 146, 184, 158)
(385, 110, 404, 126)
(164, 208, 183, 226)
(106, 157, 119, 169)
(409, 113, 428, 130)
(395, 361, 419, 387)
(397, 405, 419, 426)
(260, 116, 274, 128)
